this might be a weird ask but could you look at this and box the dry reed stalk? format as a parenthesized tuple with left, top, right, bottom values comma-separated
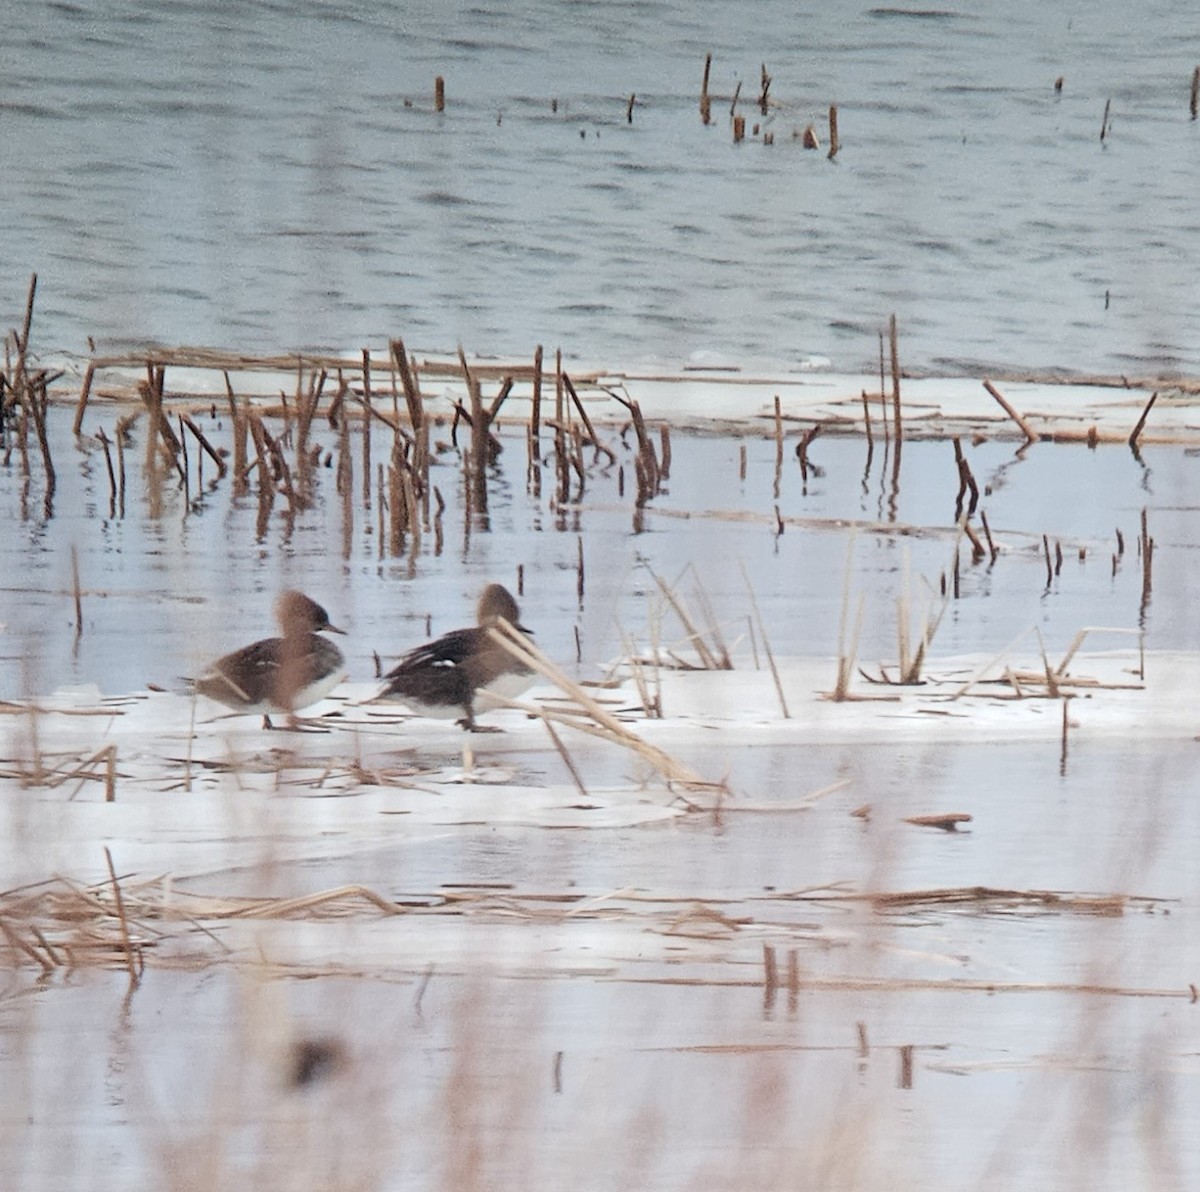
(795, 423, 821, 486)
(562, 372, 601, 447)
(979, 507, 998, 561)
(1034, 628, 1060, 698)
(435, 75, 445, 111)
(739, 562, 789, 718)
(459, 346, 488, 513)
(1042, 534, 1053, 587)
(1060, 698, 1070, 773)
(95, 427, 117, 515)
(983, 379, 1038, 442)
(951, 437, 979, 519)
(773, 395, 784, 497)
(0, 918, 53, 974)
(529, 343, 544, 461)
(626, 93, 635, 123)
(104, 846, 140, 984)
(388, 464, 403, 556)
(733, 114, 745, 142)
(759, 63, 771, 114)
(391, 338, 424, 432)
(762, 944, 779, 1000)
(899, 1045, 914, 1089)
(700, 52, 712, 123)
(487, 375, 515, 425)
(888, 314, 902, 444)
(179, 413, 228, 478)
(542, 718, 589, 798)
(72, 360, 95, 435)
(649, 568, 720, 669)
(1100, 97, 1111, 141)
(1140, 507, 1154, 610)
(114, 416, 128, 516)
(962, 519, 986, 563)
(739, 443, 747, 480)
(1192, 66, 1200, 120)
(860, 389, 874, 449)
(489, 621, 709, 786)
(402, 466, 421, 569)
(619, 629, 661, 718)
(71, 546, 82, 638)
(1128, 391, 1157, 447)
(827, 104, 840, 158)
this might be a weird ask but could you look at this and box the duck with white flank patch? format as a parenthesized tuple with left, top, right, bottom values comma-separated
(373, 583, 535, 731)
(193, 590, 347, 728)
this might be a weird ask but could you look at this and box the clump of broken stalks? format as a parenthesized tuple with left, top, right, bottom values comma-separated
(829, 531, 954, 700)
(486, 619, 723, 798)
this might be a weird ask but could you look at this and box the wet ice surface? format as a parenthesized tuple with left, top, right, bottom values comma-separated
(3, 393, 1200, 1190)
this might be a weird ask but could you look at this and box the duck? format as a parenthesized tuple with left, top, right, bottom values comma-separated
(373, 582, 535, 730)
(193, 590, 347, 728)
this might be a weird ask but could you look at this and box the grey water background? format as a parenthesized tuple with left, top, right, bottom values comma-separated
(2, 0, 1199, 376)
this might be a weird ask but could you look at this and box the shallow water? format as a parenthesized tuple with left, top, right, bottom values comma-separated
(3, 2, 1200, 374)
(0, 405, 1193, 698)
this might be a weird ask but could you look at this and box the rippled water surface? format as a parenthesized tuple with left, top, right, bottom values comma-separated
(3, 1, 1199, 373)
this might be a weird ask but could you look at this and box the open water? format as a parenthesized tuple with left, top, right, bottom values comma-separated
(2, 1, 1199, 375)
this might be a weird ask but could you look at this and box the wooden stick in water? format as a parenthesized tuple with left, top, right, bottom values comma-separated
(983, 379, 1038, 443)
(104, 846, 140, 985)
(1128, 391, 1158, 448)
(73, 361, 96, 436)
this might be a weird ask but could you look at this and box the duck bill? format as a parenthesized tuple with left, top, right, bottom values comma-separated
(326, 623, 348, 635)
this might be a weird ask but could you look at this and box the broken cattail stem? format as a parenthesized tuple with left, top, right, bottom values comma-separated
(1128, 391, 1158, 448)
(1054, 540, 1064, 577)
(95, 427, 117, 514)
(979, 508, 998, 561)
(739, 443, 747, 481)
(530, 344, 543, 460)
(391, 338, 423, 432)
(795, 424, 821, 487)
(104, 846, 140, 985)
(962, 520, 986, 563)
(700, 53, 712, 123)
(759, 64, 771, 114)
(878, 332, 890, 447)
(73, 361, 96, 436)
(763, 944, 779, 997)
(576, 535, 585, 600)
(561, 373, 600, 446)
(659, 424, 671, 479)
(626, 94, 635, 123)
(180, 414, 228, 478)
(888, 314, 902, 446)
(1042, 534, 1054, 587)
(104, 744, 116, 802)
(773, 395, 784, 496)
(828, 104, 839, 158)
(435, 75, 445, 112)
(740, 561, 790, 717)
(487, 375, 515, 425)
(543, 718, 589, 798)
(861, 389, 874, 449)
(1100, 97, 1111, 141)
(732, 114, 745, 142)
(71, 545, 83, 637)
(1140, 508, 1154, 607)
(983, 379, 1038, 443)
(1192, 66, 1199, 120)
